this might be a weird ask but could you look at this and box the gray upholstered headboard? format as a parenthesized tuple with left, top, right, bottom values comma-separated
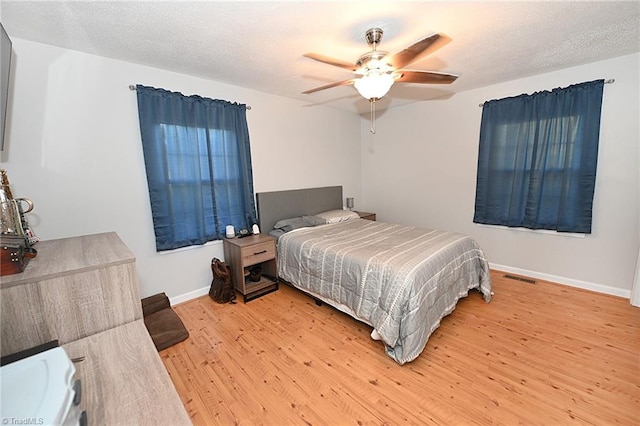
(256, 186, 343, 233)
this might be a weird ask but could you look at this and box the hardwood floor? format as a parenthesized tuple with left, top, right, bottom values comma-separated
(160, 270, 640, 425)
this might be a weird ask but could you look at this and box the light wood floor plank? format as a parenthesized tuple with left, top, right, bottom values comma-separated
(161, 270, 640, 425)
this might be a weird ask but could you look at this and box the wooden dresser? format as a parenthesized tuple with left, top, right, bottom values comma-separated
(0, 232, 190, 425)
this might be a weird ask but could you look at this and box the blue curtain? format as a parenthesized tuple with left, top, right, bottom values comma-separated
(136, 85, 256, 251)
(473, 79, 604, 233)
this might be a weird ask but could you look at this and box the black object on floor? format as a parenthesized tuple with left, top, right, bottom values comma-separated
(141, 292, 189, 351)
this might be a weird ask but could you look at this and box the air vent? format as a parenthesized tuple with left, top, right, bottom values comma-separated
(504, 274, 537, 284)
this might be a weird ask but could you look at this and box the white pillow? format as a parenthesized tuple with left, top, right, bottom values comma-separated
(315, 209, 360, 224)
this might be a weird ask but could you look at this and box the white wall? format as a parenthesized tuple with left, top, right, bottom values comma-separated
(361, 53, 640, 297)
(1, 39, 361, 300)
(4, 38, 638, 301)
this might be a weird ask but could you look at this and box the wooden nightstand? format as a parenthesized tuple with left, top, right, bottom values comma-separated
(356, 211, 376, 221)
(223, 234, 278, 302)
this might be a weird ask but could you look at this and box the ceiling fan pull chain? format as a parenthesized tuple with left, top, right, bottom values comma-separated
(370, 98, 376, 134)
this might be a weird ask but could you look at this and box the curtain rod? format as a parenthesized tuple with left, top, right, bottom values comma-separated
(128, 84, 251, 110)
(477, 78, 615, 107)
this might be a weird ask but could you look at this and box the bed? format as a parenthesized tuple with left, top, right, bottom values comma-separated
(256, 186, 492, 365)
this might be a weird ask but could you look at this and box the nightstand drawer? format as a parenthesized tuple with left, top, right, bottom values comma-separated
(241, 241, 275, 265)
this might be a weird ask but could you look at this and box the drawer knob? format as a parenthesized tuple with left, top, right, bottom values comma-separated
(253, 250, 267, 255)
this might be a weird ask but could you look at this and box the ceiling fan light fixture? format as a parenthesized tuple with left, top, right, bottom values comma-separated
(302, 28, 458, 134)
(354, 73, 394, 100)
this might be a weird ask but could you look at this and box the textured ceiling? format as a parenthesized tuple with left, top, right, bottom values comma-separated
(1, 1, 639, 114)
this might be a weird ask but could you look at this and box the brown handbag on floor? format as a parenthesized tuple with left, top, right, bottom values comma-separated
(209, 258, 236, 304)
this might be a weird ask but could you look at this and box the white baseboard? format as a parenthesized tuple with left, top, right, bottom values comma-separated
(491, 263, 631, 299)
(168, 264, 632, 306)
(170, 285, 210, 306)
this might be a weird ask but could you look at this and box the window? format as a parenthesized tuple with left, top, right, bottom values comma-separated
(136, 85, 256, 251)
(473, 80, 604, 233)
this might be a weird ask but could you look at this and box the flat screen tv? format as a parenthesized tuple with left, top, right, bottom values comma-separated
(0, 22, 12, 152)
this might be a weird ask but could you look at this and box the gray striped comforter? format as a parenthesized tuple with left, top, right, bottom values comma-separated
(277, 219, 492, 364)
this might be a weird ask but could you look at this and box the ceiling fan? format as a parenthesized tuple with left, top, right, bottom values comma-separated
(302, 28, 458, 133)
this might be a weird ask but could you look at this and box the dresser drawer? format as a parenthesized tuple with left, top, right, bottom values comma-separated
(241, 240, 275, 265)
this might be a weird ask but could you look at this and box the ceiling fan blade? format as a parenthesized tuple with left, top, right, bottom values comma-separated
(394, 70, 458, 84)
(386, 33, 452, 69)
(303, 53, 357, 71)
(302, 79, 355, 94)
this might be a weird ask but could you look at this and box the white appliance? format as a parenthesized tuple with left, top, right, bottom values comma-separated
(0, 347, 86, 425)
